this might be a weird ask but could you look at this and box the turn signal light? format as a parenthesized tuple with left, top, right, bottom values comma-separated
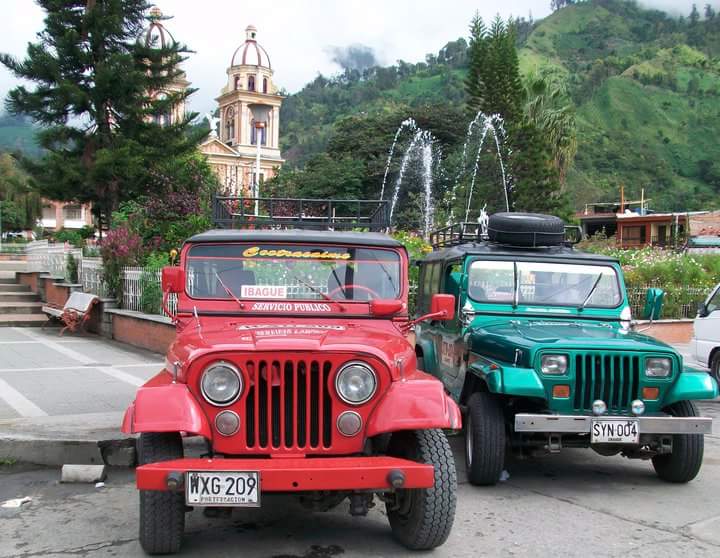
(642, 387, 660, 400)
(552, 385, 570, 398)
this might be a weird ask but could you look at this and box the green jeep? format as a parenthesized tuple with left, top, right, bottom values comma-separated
(415, 213, 718, 485)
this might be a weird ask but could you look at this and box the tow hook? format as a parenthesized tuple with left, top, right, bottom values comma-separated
(387, 469, 406, 489)
(166, 471, 184, 490)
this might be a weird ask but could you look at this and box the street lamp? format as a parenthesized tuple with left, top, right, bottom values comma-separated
(248, 103, 271, 217)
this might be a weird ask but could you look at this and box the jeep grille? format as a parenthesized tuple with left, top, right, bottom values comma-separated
(573, 353, 641, 414)
(244, 359, 333, 449)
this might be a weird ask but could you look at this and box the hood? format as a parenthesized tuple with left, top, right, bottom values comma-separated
(167, 316, 413, 378)
(468, 318, 674, 366)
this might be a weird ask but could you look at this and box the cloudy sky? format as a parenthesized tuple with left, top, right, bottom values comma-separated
(0, 0, 705, 117)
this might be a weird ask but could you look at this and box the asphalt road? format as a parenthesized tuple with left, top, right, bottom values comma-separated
(2, 423, 720, 558)
(1, 328, 719, 557)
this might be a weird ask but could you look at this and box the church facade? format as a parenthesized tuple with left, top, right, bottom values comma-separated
(198, 25, 284, 195)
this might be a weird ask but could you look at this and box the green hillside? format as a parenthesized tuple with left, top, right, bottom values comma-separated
(280, 0, 720, 212)
(0, 114, 41, 156)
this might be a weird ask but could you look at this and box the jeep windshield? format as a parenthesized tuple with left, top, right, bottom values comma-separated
(468, 260, 622, 309)
(185, 243, 401, 301)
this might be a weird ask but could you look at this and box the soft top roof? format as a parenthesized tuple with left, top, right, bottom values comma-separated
(420, 242, 619, 263)
(187, 228, 404, 248)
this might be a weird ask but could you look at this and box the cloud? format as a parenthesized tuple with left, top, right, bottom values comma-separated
(325, 44, 379, 72)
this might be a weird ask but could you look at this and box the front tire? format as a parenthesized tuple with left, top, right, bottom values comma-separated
(138, 433, 185, 555)
(465, 392, 506, 485)
(711, 352, 720, 384)
(386, 429, 457, 550)
(652, 400, 704, 483)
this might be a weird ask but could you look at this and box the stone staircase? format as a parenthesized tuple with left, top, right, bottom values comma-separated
(0, 275, 46, 327)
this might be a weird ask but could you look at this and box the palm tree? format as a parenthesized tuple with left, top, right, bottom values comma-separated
(523, 72, 577, 187)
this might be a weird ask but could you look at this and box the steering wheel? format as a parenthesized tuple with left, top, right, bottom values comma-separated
(328, 284, 381, 300)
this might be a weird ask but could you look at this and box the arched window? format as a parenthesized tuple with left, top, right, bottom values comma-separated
(248, 75, 255, 91)
(234, 76, 240, 90)
(225, 107, 235, 144)
(262, 78, 268, 94)
(250, 120, 266, 146)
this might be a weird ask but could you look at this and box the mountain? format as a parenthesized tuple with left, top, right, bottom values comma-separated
(0, 114, 41, 157)
(280, 0, 720, 212)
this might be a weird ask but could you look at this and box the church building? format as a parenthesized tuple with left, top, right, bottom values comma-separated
(198, 25, 284, 194)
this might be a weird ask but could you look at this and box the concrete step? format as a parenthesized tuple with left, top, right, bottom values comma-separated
(0, 261, 27, 272)
(0, 314, 48, 326)
(0, 292, 39, 302)
(0, 283, 31, 292)
(0, 275, 17, 284)
(0, 301, 44, 315)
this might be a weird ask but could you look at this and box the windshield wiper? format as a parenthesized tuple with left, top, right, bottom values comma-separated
(283, 264, 345, 311)
(579, 273, 604, 311)
(214, 271, 244, 309)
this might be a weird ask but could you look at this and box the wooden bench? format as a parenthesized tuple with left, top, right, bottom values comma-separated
(42, 292, 99, 335)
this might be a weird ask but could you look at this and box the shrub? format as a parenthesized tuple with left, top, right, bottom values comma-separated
(140, 251, 169, 315)
(100, 226, 144, 299)
(65, 253, 79, 283)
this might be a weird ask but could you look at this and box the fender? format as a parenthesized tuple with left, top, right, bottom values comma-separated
(415, 336, 437, 375)
(663, 369, 718, 407)
(120, 383, 212, 439)
(467, 361, 546, 399)
(366, 371, 462, 436)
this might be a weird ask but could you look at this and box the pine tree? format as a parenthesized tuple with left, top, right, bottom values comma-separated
(465, 14, 487, 115)
(1, 0, 208, 226)
(464, 13, 564, 216)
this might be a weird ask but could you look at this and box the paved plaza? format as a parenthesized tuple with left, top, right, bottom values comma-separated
(0, 328, 719, 557)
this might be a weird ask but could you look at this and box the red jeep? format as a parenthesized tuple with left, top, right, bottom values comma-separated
(121, 207, 460, 554)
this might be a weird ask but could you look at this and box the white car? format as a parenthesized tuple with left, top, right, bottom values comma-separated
(693, 282, 720, 382)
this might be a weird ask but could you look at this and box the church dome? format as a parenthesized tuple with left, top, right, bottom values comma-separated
(141, 6, 175, 48)
(230, 25, 272, 69)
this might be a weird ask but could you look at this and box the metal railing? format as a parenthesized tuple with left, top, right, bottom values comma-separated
(213, 196, 389, 232)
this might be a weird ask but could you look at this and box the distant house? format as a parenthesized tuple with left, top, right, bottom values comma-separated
(615, 212, 688, 248)
(40, 201, 93, 232)
(577, 200, 712, 249)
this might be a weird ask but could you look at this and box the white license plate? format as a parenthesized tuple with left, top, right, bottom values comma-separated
(186, 471, 260, 507)
(591, 419, 639, 444)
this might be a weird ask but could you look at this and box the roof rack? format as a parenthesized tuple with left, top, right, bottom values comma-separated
(430, 222, 583, 250)
(212, 196, 389, 232)
(430, 222, 486, 249)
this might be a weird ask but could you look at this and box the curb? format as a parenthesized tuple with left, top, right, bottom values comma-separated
(0, 436, 137, 467)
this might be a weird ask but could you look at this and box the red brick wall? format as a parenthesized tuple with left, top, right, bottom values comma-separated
(112, 314, 176, 354)
(43, 279, 70, 307)
(639, 321, 693, 344)
(17, 272, 39, 293)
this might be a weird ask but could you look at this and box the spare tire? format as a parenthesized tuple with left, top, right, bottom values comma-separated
(488, 212, 565, 247)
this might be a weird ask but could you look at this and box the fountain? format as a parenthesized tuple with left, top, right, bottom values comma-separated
(387, 129, 436, 237)
(448, 112, 509, 223)
(379, 111, 510, 238)
(380, 118, 417, 200)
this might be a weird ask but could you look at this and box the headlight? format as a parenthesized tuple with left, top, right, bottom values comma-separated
(541, 354, 568, 375)
(645, 357, 671, 378)
(201, 362, 243, 406)
(335, 362, 377, 405)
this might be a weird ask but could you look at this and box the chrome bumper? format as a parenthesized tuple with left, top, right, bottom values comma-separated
(514, 414, 712, 435)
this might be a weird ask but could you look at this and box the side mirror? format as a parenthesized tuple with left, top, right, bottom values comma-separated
(161, 266, 185, 294)
(697, 301, 709, 318)
(430, 293, 456, 321)
(642, 288, 664, 320)
(370, 299, 405, 317)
